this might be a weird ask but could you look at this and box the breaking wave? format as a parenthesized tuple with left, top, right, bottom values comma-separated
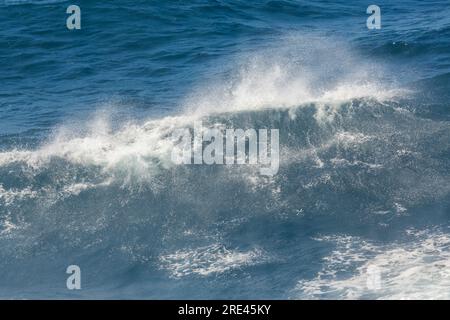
(0, 35, 449, 299)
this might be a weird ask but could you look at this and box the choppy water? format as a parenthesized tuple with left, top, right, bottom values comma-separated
(0, 0, 449, 299)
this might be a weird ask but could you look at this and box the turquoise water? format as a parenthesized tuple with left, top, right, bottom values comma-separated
(0, 0, 450, 299)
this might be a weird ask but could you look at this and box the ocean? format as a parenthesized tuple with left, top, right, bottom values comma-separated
(0, 0, 449, 299)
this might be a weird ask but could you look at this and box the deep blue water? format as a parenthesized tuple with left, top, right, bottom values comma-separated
(0, 0, 449, 299)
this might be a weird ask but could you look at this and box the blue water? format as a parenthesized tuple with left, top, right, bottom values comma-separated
(0, 0, 449, 299)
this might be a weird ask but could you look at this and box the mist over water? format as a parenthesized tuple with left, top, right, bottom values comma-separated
(0, 0, 449, 299)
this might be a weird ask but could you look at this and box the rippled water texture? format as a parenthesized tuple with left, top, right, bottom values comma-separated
(0, 0, 449, 299)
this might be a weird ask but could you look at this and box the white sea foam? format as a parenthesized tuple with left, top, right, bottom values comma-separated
(295, 229, 450, 299)
(0, 184, 38, 206)
(159, 244, 266, 277)
(0, 115, 195, 181)
(0, 216, 19, 235)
